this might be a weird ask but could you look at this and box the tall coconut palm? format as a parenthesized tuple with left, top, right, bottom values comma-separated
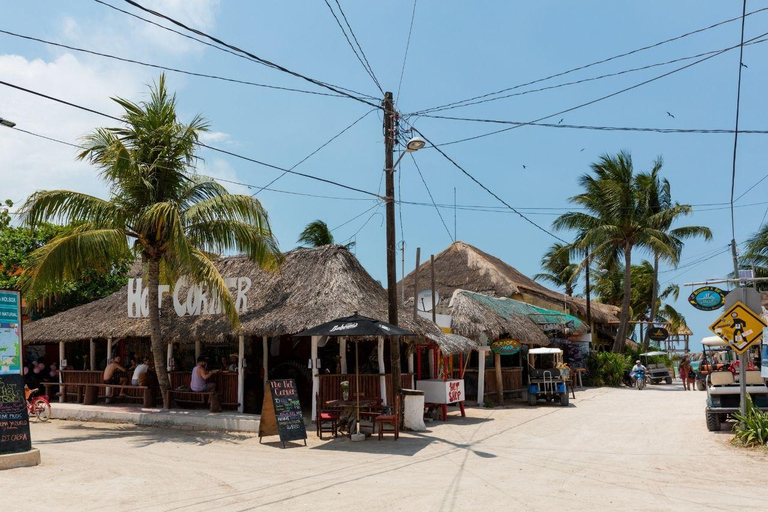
(19, 75, 282, 407)
(636, 161, 711, 349)
(297, 219, 354, 249)
(534, 242, 581, 296)
(553, 151, 678, 352)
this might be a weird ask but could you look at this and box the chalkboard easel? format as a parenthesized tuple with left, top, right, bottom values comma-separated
(258, 379, 307, 448)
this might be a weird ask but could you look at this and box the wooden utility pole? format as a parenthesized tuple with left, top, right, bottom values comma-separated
(383, 91, 402, 402)
(412, 248, 421, 322)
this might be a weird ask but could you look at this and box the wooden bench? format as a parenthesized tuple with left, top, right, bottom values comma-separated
(166, 389, 221, 413)
(81, 384, 155, 408)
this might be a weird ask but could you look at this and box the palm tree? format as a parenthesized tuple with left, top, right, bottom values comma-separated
(553, 151, 678, 352)
(297, 219, 354, 249)
(534, 242, 581, 296)
(19, 75, 282, 407)
(636, 161, 711, 348)
(741, 225, 768, 291)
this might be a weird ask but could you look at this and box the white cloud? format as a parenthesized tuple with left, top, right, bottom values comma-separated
(196, 158, 252, 196)
(198, 130, 230, 144)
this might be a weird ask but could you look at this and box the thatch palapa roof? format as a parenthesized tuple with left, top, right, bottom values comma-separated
(399, 241, 620, 325)
(24, 245, 440, 344)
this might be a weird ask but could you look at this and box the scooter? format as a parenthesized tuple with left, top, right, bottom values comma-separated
(633, 370, 646, 390)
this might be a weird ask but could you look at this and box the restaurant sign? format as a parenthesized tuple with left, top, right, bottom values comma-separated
(127, 276, 252, 318)
(688, 286, 726, 311)
(0, 290, 22, 375)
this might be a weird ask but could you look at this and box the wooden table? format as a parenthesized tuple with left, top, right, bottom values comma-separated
(326, 399, 379, 434)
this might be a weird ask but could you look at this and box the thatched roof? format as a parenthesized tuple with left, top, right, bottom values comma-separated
(446, 290, 549, 346)
(426, 332, 482, 355)
(24, 245, 440, 344)
(399, 241, 620, 325)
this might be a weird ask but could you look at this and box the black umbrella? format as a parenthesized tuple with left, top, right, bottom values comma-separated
(295, 313, 416, 438)
(295, 313, 416, 338)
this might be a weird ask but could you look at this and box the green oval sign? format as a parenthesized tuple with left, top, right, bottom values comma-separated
(688, 286, 726, 311)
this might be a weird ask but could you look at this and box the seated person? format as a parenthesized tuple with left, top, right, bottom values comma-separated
(227, 354, 238, 372)
(191, 357, 218, 392)
(219, 356, 229, 372)
(131, 357, 152, 386)
(103, 356, 127, 385)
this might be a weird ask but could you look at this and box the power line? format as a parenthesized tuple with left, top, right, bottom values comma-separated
(431, 29, 768, 147)
(415, 114, 768, 135)
(0, 79, 382, 199)
(408, 125, 568, 243)
(659, 248, 732, 285)
(252, 108, 376, 196)
(409, 37, 768, 114)
(332, 202, 381, 232)
(333, 0, 383, 93)
(409, 153, 454, 242)
(323, 0, 383, 93)
(117, 0, 382, 108)
(0, 29, 345, 99)
(730, 1, 749, 242)
(734, 170, 768, 202)
(395, 0, 418, 105)
(412, 6, 768, 115)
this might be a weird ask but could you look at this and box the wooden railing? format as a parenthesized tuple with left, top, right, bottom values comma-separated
(169, 371, 238, 408)
(482, 368, 523, 398)
(319, 373, 413, 407)
(59, 370, 146, 402)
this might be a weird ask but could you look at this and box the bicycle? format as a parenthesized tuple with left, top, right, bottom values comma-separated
(25, 386, 52, 422)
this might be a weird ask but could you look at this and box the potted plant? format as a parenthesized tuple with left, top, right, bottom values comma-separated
(340, 381, 349, 401)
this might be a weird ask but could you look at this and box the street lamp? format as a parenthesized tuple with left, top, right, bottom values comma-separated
(393, 136, 426, 168)
(0, 117, 16, 128)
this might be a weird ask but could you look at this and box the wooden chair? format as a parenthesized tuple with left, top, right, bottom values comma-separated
(315, 393, 339, 440)
(374, 395, 399, 441)
(358, 397, 384, 425)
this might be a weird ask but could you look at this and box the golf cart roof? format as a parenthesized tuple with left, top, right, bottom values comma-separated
(640, 351, 667, 357)
(701, 336, 728, 347)
(529, 347, 563, 355)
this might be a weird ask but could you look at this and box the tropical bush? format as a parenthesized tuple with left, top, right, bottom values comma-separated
(586, 352, 627, 387)
(733, 396, 768, 447)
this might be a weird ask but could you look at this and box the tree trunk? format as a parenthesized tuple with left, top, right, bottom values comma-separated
(585, 248, 593, 340)
(494, 353, 504, 406)
(613, 246, 633, 352)
(147, 257, 171, 408)
(643, 253, 660, 351)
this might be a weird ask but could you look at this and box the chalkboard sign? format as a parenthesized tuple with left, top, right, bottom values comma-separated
(0, 374, 32, 454)
(258, 379, 307, 448)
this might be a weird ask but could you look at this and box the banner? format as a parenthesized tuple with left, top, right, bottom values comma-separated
(0, 290, 22, 375)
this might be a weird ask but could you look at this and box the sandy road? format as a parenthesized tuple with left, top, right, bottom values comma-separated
(4, 385, 767, 512)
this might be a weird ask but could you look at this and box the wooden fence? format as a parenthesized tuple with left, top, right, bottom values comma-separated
(319, 373, 413, 407)
(169, 371, 238, 408)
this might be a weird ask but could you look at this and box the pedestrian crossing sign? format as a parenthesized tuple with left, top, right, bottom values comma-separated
(709, 301, 766, 354)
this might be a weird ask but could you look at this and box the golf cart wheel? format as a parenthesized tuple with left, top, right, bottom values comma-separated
(527, 393, 537, 406)
(706, 411, 721, 432)
(560, 392, 569, 406)
(665, 377, 673, 385)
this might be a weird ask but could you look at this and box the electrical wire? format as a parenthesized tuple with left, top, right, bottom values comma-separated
(332, 202, 381, 232)
(432, 29, 768, 147)
(409, 36, 768, 114)
(408, 124, 569, 243)
(409, 153, 454, 242)
(734, 170, 768, 203)
(659, 248, 731, 285)
(730, 1, 749, 242)
(252, 108, 376, 195)
(115, 0, 382, 107)
(332, 0, 383, 93)
(0, 29, 345, 99)
(323, 0, 383, 93)
(395, 0, 418, 105)
(411, 6, 768, 115)
(0, 79, 382, 199)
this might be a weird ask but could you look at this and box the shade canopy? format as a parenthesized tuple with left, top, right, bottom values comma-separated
(529, 347, 563, 355)
(640, 351, 667, 357)
(294, 313, 416, 338)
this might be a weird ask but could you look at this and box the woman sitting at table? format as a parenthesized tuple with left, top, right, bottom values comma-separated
(191, 357, 218, 392)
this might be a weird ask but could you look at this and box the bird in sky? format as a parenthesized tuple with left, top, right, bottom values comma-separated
(558, 118, 564, 124)
(666, 111, 675, 118)
(580, 148, 585, 152)
(522, 164, 526, 169)
(741, 63, 748, 69)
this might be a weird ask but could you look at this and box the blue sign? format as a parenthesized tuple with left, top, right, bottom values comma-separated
(0, 290, 22, 375)
(688, 286, 726, 311)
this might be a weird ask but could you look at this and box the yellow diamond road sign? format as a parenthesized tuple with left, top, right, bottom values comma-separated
(709, 301, 767, 354)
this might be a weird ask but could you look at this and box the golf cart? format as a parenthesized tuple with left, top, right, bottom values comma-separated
(527, 347, 569, 406)
(695, 336, 735, 391)
(639, 351, 673, 385)
(703, 338, 768, 431)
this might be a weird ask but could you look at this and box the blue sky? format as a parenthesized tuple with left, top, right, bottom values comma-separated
(2, 1, 768, 351)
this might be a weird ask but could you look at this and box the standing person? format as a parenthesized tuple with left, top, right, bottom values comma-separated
(132, 357, 152, 386)
(191, 357, 218, 392)
(678, 358, 691, 391)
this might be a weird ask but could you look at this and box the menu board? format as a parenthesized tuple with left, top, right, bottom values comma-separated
(0, 290, 22, 375)
(258, 379, 307, 448)
(0, 373, 32, 454)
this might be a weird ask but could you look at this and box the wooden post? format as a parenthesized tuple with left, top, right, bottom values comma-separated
(106, 337, 113, 362)
(407, 351, 414, 388)
(195, 339, 201, 360)
(412, 248, 421, 322)
(477, 349, 486, 406)
(378, 336, 387, 405)
(58, 341, 65, 403)
(89, 338, 96, 371)
(237, 334, 245, 413)
(495, 352, 504, 405)
(166, 342, 173, 371)
(339, 337, 348, 374)
(417, 346, 422, 380)
(428, 348, 435, 378)
(311, 335, 319, 421)
(262, 336, 268, 390)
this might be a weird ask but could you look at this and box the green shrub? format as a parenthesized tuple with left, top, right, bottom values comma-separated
(733, 396, 768, 447)
(483, 398, 495, 409)
(586, 352, 628, 387)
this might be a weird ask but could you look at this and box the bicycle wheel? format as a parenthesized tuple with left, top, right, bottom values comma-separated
(34, 399, 51, 422)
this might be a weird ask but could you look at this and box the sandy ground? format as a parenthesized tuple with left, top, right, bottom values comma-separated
(4, 385, 767, 512)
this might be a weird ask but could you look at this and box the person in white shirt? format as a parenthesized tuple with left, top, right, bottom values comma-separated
(132, 357, 152, 386)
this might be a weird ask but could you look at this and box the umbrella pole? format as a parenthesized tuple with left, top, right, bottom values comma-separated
(356, 340, 360, 435)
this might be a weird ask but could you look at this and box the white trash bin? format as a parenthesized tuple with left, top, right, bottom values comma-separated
(401, 388, 427, 431)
